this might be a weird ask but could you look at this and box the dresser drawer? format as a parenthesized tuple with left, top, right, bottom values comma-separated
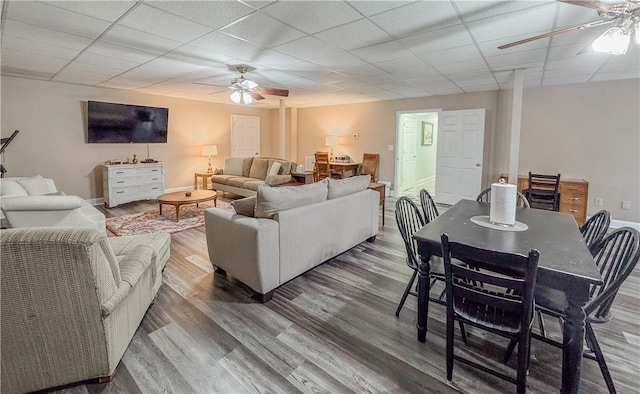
(560, 203, 585, 224)
(560, 191, 587, 205)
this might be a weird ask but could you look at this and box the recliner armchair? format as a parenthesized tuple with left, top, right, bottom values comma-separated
(1, 227, 171, 393)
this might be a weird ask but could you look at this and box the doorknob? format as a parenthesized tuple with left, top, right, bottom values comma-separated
(476, 163, 481, 167)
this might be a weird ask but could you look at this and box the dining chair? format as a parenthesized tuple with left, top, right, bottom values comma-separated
(419, 188, 439, 223)
(523, 172, 561, 211)
(313, 151, 331, 182)
(359, 153, 380, 182)
(580, 210, 611, 254)
(441, 233, 539, 394)
(476, 187, 531, 208)
(394, 197, 446, 317)
(506, 227, 639, 394)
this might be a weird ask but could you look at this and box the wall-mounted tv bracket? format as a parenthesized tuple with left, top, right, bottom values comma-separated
(0, 130, 19, 178)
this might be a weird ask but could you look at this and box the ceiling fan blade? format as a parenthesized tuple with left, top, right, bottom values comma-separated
(558, 0, 627, 12)
(192, 81, 227, 87)
(255, 86, 289, 97)
(250, 92, 265, 100)
(497, 19, 612, 49)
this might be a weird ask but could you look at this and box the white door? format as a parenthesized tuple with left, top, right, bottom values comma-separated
(435, 109, 485, 205)
(231, 115, 260, 158)
(400, 114, 417, 192)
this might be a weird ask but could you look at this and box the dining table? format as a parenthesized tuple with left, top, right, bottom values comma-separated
(329, 161, 361, 178)
(413, 199, 602, 394)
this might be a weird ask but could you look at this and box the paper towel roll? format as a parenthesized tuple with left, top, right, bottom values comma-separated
(490, 180, 517, 225)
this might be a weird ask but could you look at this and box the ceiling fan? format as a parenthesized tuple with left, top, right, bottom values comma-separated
(195, 65, 289, 105)
(498, 0, 640, 55)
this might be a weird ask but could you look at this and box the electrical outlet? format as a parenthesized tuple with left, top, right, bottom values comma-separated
(594, 197, 603, 206)
(352, 133, 359, 139)
(388, 145, 394, 151)
(622, 201, 631, 210)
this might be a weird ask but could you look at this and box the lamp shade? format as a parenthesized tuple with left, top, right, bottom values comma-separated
(201, 145, 218, 157)
(592, 26, 630, 55)
(325, 135, 339, 147)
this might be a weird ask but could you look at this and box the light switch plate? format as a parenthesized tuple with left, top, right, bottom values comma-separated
(622, 201, 631, 210)
(388, 145, 394, 151)
(594, 197, 602, 206)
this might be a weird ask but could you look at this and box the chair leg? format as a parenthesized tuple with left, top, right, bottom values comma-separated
(586, 323, 617, 394)
(537, 310, 547, 337)
(446, 311, 455, 382)
(459, 321, 468, 346)
(395, 270, 417, 317)
(504, 338, 517, 363)
(516, 332, 530, 394)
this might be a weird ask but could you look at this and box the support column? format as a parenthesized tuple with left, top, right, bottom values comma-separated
(508, 68, 524, 185)
(290, 107, 298, 163)
(279, 99, 285, 159)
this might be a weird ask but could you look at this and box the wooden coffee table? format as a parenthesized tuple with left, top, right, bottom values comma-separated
(157, 190, 217, 222)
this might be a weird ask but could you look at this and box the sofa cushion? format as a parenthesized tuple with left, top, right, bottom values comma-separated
(17, 175, 56, 195)
(255, 181, 328, 219)
(242, 157, 254, 177)
(249, 158, 270, 180)
(224, 158, 245, 176)
(211, 174, 237, 185)
(231, 196, 256, 217)
(0, 179, 28, 197)
(265, 174, 291, 186)
(243, 180, 267, 191)
(327, 175, 371, 199)
(268, 161, 281, 176)
(226, 177, 255, 189)
(268, 159, 292, 175)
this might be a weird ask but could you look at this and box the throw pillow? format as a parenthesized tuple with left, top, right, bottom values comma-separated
(267, 161, 281, 176)
(214, 168, 223, 175)
(0, 180, 28, 197)
(224, 158, 244, 176)
(255, 180, 328, 218)
(45, 191, 67, 196)
(327, 175, 371, 199)
(231, 196, 256, 217)
(17, 175, 54, 195)
(249, 158, 270, 180)
(265, 174, 291, 186)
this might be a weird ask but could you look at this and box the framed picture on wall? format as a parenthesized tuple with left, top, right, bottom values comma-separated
(422, 121, 434, 145)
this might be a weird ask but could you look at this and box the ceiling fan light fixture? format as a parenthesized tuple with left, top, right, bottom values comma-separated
(230, 90, 242, 104)
(635, 21, 640, 45)
(242, 92, 253, 104)
(592, 26, 630, 55)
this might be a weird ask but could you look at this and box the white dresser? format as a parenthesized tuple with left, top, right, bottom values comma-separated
(102, 163, 165, 208)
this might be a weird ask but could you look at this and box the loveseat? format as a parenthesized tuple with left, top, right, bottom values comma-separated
(0, 175, 105, 231)
(210, 157, 297, 197)
(1, 227, 170, 393)
(204, 176, 379, 301)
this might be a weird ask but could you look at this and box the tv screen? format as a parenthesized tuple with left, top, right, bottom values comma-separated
(87, 101, 168, 143)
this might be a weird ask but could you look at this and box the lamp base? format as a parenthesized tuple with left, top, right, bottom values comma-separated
(207, 157, 213, 173)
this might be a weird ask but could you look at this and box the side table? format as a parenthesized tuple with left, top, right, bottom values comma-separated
(194, 172, 215, 190)
(368, 182, 386, 226)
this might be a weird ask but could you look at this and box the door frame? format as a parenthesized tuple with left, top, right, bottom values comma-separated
(394, 108, 441, 197)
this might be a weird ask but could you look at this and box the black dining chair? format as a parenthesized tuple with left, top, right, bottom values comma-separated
(394, 197, 446, 317)
(506, 227, 639, 394)
(476, 187, 531, 208)
(580, 210, 611, 254)
(441, 233, 539, 394)
(523, 172, 561, 211)
(419, 189, 439, 223)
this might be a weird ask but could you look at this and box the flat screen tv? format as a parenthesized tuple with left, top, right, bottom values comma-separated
(87, 101, 168, 143)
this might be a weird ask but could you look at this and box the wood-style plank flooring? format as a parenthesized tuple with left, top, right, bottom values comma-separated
(48, 196, 639, 394)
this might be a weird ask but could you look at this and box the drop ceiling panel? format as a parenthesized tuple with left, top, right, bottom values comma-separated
(52, 70, 113, 85)
(166, 45, 233, 67)
(591, 70, 640, 81)
(421, 45, 484, 66)
(6, 1, 112, 39)
(86, 42, 159, 64)
(347, 1, 414, 17)
(545, 54, 608, 70)
(73, 52, 140, 71)
(338, 63, 387, 78)
(239, 49, 305, 68)
(0, 49, 69, 73)
(555, 2, 601, 27)
(261, 1, 363, 34)
(477, 32, 550, 58)
(543, 74, 592, 85)
(401, 24, 473, 54)
(314, 19, 393, 51)
(221, 13, 305, 47)
(369, 1, 460, 38)
(433, 58, 489, 75)
(374, 55, 435, 74)
(2, 36, 81, 60)
(351, 40, 413, 63)
(3, 20, 94, 51)
(190, 31, 263, 58)
(453, 0, 553, 23)
(309, 51, 367, 70)
(45, 1, 137, 22)
(101, 25, 183, 55)
(485, 48, 548, 69)
(273, 36, 341, 61)
(149, 1, 255, 29)
(62, 61, 128, 76)
(117, 4, 214, 43)
(466, 3, 556, 43)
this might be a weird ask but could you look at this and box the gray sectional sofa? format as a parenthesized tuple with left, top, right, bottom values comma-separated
(204, 176, 379, 301)
(210, 157, 297, 197)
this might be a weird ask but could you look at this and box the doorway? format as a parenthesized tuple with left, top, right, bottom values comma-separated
(231, 115, 260, 158)
(395, 110, 439, 198)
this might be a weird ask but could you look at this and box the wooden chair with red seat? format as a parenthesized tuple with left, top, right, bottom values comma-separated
(313, 152, 332, 182)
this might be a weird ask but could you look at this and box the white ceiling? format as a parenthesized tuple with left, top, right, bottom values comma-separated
(2, 0, 638, 109)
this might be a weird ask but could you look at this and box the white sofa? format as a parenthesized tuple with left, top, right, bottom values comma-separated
(0, 175, 106, 231)
(204, 176, 379, 301)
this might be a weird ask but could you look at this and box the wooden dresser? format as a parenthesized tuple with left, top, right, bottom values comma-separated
(500, 174, 589, 225)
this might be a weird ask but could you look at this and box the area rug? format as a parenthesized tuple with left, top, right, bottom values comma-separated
(106, 200, 233, 236)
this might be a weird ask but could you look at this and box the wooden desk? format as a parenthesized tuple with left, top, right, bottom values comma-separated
(330, 162, 360, 179)
(194, 172, 215, 190)
(500, 174, 588, 225)
(413, 200, 601, 394)
(368, 182, 386, 226)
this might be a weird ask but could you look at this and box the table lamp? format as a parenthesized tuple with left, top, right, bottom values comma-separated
(325, 135, 339, 161)
(201, 145, 218, 173)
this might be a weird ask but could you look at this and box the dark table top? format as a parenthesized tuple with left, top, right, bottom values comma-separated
(413, 199, 602, 285)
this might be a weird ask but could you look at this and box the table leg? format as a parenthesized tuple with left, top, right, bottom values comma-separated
(417, 254, 431, 342)
(561, 281, 590, 394)
(214, 196, 217, 207)
(194, 174, 198, 190)
(159, 203, 163, 215)
(175, 205, 180, 222)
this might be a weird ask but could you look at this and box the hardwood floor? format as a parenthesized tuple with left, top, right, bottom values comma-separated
(48, 197, 639, 394)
